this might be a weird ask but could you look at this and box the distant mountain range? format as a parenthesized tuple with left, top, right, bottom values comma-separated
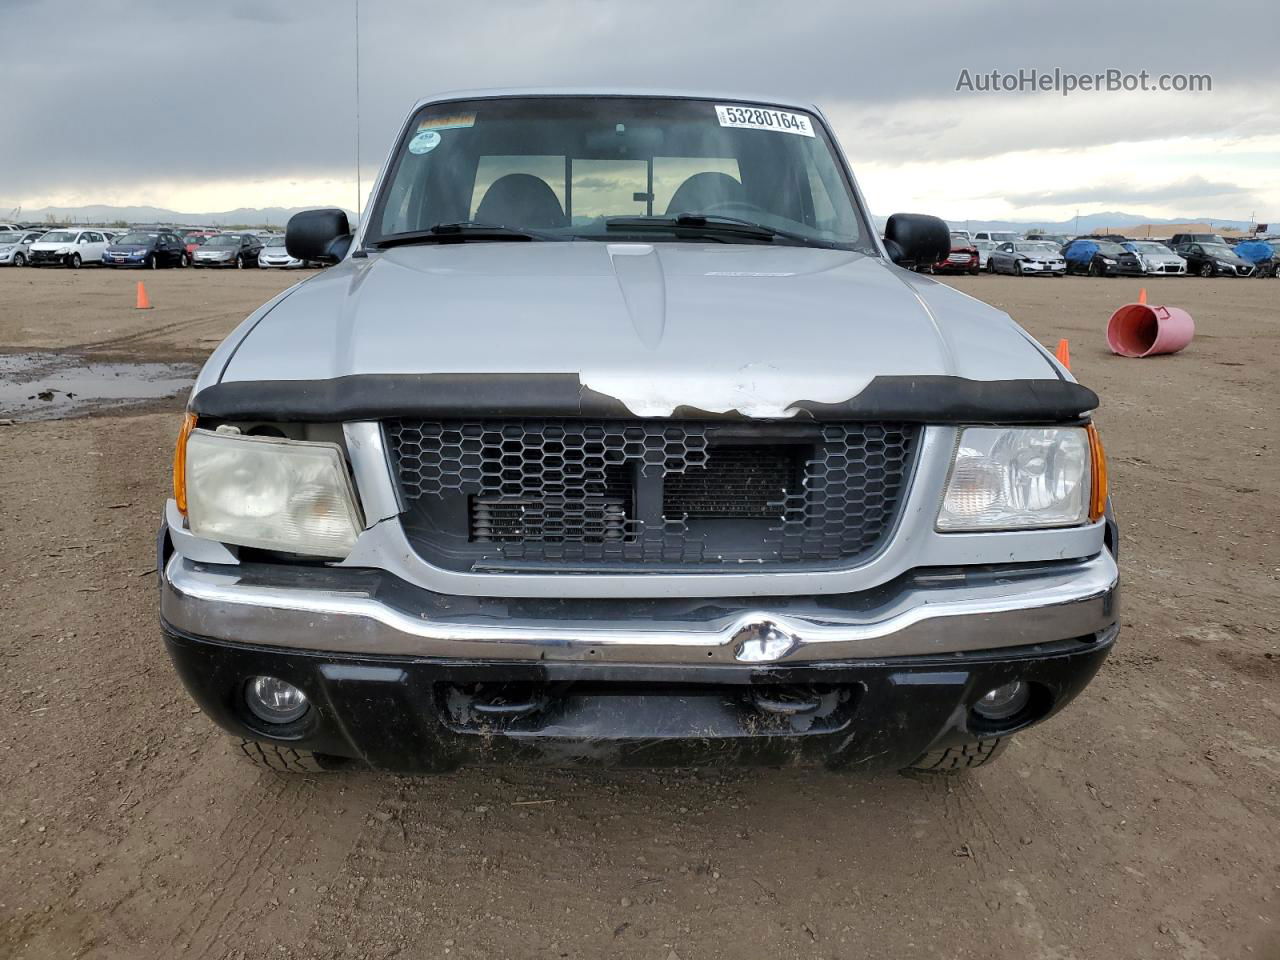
(874, 211, 1259, 234)
(3, 204, 357, 227)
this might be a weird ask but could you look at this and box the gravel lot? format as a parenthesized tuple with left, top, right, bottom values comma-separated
(1, 267, 1276, 960)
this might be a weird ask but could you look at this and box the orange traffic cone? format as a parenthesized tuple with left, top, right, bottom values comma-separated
(136, 281, 152, 310)
(1055, 338, 1071, 370)
(1138, 287, 1147, 305)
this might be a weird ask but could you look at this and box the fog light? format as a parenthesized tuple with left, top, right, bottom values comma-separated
(973, 681, 1029, 721)
(244, 676, 309, 724)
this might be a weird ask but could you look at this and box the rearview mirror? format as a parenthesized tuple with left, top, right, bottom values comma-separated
(286, 208, 352, 263)
(883, 213, 951, 267)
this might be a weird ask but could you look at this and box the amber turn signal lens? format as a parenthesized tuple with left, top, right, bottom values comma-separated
(1086, 423, 1107, 522)
(173, 412, 197, 514)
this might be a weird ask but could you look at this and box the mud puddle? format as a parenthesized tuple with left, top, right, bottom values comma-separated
(0, 351, 197, 420)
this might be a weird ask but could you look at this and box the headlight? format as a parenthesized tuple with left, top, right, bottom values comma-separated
(937, 427, 1091, 531)
(1101, 257, 1116, 264)
(56, 247, 70, 255)
(183, 428, 364, 557)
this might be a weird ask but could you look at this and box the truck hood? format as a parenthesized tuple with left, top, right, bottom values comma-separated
(214, 242, 1065, 418)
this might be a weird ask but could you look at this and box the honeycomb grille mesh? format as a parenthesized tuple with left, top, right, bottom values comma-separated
(384, 419, 917, 570)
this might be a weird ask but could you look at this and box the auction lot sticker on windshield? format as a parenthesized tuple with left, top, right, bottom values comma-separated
(715, 105, 815, 137)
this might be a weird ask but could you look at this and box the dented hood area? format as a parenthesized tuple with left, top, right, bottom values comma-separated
(210, 242, 1073, 419)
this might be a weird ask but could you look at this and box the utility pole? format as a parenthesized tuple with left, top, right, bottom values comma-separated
(354, 0, 362, 222)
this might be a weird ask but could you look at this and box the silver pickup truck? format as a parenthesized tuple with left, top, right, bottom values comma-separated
(159, 89, 1118, 774)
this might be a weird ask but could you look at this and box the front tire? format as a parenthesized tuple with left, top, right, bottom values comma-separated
(236, 739, 345, 773)
(236, 255, 245, 269)
(12, 252, 24, 267)
(908, 738, 1008, 773)
(69, 253, 82, 269)
(1087, 260, 1101, 277)
(1199, 262, 1214, 278)
(147, 254, 157, 269)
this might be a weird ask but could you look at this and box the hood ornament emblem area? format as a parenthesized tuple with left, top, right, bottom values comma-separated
(732, 618, 799, 663)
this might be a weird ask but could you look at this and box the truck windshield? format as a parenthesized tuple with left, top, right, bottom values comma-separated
(368, 96, 871, 251)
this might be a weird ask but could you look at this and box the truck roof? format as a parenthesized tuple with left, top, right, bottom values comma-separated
(409, 87, 819, 113)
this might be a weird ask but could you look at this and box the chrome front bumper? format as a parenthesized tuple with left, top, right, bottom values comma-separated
(160, 548, 1119, 665)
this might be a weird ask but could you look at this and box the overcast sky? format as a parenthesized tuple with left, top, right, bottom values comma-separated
(3, 0, 1278, 224)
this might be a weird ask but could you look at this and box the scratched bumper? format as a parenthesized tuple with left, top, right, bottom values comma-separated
(163, 623, 1116, 772)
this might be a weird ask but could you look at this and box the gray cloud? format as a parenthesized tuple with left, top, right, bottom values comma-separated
(1004, 176, 1255, 207)
(2, 0, 1278, 203)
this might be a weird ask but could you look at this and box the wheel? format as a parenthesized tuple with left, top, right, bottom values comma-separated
(236, 255, 244, 269)
(180, 253, 190, 267)
(908, 737, 1008, 773)
(147, 254, 157, 269)
(235, 739, 345, 773)
(1199, 262, 1214, 278)
(12, 252, 24, 267)
(986, 259, 995, 274)
(69, 253, 82, 269)
(968, 267, 980, 276)
(1087, 260, 1100, 277)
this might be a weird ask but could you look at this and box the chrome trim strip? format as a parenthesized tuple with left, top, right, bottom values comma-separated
(161, 551, 1118, 664)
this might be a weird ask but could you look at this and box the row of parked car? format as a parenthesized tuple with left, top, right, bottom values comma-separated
(927, 230, 1280, 278)
(0, 225, 319, 270)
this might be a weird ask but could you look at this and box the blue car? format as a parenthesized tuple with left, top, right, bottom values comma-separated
(102, 230, 190, 268)
(1233, 239, 1280, 278)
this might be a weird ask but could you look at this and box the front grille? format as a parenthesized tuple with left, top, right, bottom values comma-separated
(385, 419, 918, 573)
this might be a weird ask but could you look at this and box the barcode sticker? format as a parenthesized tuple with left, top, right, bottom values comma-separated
(715, 105, 815, 137)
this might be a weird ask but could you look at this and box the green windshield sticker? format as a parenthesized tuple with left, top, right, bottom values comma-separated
(408, 130, 441, 155)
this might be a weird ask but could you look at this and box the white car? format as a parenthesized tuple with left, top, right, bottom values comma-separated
(973, 230, 1022, 244)
(973, 238, 996, 269)
(28, 229, 109, 268)
(1122, 240, 1187, 276)
(0, 229, 47, 267)
(258, 236, 307, 268)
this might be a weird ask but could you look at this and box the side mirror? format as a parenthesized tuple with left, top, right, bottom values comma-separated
(883, 213, 951, 266)
(287, 208, 352, 263)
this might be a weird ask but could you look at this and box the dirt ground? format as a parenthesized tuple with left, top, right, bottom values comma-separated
(0, 266, 1276, 960)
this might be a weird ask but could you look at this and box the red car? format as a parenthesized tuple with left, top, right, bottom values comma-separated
(931, 236, 980, 275)
(183, 230, 219, 262)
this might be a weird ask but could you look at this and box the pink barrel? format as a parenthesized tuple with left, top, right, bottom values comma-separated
(1106, 303, 1195, 358)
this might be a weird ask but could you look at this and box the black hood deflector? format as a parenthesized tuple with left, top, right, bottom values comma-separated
(191, 374, 1098, 424)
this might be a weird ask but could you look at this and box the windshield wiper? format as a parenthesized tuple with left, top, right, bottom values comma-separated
(370, 222, 555, 249)
(604, 214, 836, 248)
